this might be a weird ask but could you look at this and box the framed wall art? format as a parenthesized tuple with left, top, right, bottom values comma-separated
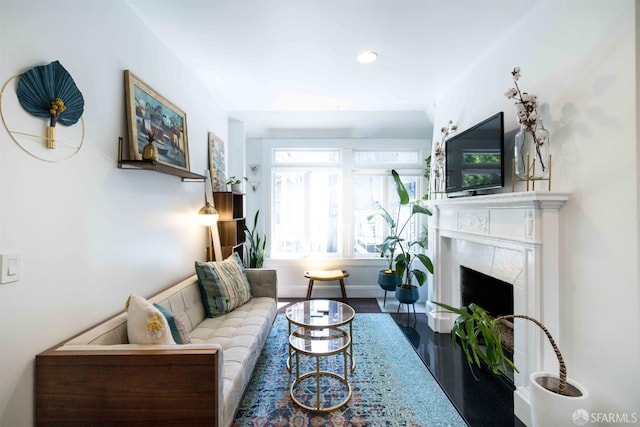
(124, 70, 190, 171)
(208, 131, 226, 191)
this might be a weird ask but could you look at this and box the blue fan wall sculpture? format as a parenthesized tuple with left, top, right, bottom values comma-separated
(16, 61, 84, 148)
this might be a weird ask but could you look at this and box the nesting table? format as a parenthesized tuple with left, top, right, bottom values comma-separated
(285, 299, 355, 412)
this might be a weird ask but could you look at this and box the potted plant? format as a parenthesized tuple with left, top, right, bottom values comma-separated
(243, 210, 266, 268)
(369, 170, 434, 306)
(226, 176, 248, 193)
(367, 196, 401, 306)
(433, 302, 589, 427)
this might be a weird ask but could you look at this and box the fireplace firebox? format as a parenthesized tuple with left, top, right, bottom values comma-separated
(460, 266, 513, 317)
(460, 265, 515, 386)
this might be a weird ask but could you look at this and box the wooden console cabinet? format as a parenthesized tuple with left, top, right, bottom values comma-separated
(213, 191, 246, 262)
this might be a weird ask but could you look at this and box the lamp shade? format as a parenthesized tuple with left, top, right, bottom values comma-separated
(198, 202, 219, 226)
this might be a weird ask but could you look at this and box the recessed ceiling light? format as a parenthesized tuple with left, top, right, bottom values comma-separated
(357, 50, 378, 64)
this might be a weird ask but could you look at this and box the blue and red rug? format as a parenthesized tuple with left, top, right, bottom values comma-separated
(233, 313, 465, 426)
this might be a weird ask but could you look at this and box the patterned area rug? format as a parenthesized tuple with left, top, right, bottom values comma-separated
(233, 313, 466, 426)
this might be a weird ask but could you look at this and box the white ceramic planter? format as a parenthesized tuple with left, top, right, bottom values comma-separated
(529, 371, 589, 427)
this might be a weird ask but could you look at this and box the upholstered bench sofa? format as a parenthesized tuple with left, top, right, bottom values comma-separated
(35, 261, 278, 427)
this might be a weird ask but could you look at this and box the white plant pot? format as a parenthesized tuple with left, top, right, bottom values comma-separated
(231, 183, 243, 193)
(529, 371, 589, 427)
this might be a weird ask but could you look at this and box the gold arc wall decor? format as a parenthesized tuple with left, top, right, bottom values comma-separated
(0, 62, 85, 163)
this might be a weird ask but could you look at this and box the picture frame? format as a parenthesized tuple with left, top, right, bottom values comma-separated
(208, 131, 226, 191)
(124, 70, 190, 171)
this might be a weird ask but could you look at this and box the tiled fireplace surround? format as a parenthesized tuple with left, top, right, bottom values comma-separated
(426, 192, 568, 425)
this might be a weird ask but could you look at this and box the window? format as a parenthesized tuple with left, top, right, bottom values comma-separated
(272, 168, 341, 257)
(268, 145, 425, 259)
(352, 173, 420, 256)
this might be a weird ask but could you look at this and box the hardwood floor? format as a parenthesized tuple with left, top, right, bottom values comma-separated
(278, 298, 525, 427)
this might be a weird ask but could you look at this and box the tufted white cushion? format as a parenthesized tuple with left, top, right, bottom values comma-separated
(189, 296, 277, 426)
(126, 294, 176, 345)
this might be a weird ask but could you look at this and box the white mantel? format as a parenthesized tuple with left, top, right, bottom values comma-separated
(426, 191, 568, 425)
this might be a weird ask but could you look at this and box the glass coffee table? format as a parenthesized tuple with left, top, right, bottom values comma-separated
(285, 299, 355, 372)
(289, 326, 352, 412)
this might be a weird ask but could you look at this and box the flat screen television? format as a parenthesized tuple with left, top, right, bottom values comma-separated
(445, 112, 504, 196)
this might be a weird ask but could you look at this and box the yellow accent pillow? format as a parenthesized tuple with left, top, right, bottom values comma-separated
(126, 294, 176, 344)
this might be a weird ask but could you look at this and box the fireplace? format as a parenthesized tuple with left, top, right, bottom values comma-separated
(460, 266, 513, 317)
(426, 192, 568, 425)
(460, 265, 515, 384)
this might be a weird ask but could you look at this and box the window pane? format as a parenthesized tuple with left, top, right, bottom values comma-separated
(353, 175, 385, 255)
(353, 173, 421, 257)
(308, 172, 340, 254)
(272, 171, 305, 255)
(274, 150, 340, 164)
(353, 150, 420, 164)
(271, 169, 340, 257)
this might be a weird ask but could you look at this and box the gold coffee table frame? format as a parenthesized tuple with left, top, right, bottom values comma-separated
(285, 299, 355, 372)
(289, 326, 352, 412)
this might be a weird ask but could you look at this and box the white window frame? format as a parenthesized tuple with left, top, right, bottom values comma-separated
(262, 139, 427, 260)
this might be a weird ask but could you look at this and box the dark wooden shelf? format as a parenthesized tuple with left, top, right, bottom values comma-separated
(118, 160, 206, 182)
(213, 191, 246, 263)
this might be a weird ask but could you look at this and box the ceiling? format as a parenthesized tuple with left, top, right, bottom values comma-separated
(125, 0, 536, 139)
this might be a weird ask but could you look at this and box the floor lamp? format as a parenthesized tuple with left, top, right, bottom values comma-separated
(198, 177, 222, 262)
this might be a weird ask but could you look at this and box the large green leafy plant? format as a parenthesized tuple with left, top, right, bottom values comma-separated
(433, 302, 570, 395)
(368, 170, 434, 286)
(243, 210, 266, 268)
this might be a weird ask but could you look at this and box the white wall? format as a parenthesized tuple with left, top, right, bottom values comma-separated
(0, 1, 228, 425)
(433, 0, 639, 418)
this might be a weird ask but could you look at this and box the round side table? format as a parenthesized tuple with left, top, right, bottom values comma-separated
(285, 299, 355, 373)
(289, 326, 352, 412)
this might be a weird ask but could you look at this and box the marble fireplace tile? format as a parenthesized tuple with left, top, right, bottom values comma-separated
(491, 248, 524, 284)
(456, 239, 494, 276)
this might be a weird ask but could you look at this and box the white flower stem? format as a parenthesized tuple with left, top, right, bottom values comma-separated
(513, 80, 546, 172)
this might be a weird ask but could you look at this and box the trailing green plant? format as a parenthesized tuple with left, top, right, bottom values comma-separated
(243, 210, 266, 268)
(226, 176, 248, 185)
(367, 169, 434, 286)
(433, 301, 569, 395)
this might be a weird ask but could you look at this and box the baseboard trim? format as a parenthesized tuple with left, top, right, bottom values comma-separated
(278, 284, 383, 299)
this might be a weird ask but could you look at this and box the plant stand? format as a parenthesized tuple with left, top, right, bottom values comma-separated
(396, 301, 417, 320)
(378, 270, 401, 308)
(395, 286, 420, 320)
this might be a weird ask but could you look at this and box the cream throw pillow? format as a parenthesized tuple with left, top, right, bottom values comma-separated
(126, 294, 176, 344)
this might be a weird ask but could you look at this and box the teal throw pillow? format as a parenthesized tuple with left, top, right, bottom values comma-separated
(153, 303, 192, 344)
(195, 252, 252, 317)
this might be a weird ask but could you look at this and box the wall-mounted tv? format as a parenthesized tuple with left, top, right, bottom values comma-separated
(445, 112, 504, 196)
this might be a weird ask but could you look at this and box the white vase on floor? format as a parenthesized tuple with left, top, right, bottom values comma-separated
(529, 371, 589, 427)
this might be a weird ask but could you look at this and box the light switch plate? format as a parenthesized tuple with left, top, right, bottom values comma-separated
(1, 252, 21, 284)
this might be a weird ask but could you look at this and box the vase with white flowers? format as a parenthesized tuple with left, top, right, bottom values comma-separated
(429, 120, 457, 196)
(505, 67, 550, 181)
